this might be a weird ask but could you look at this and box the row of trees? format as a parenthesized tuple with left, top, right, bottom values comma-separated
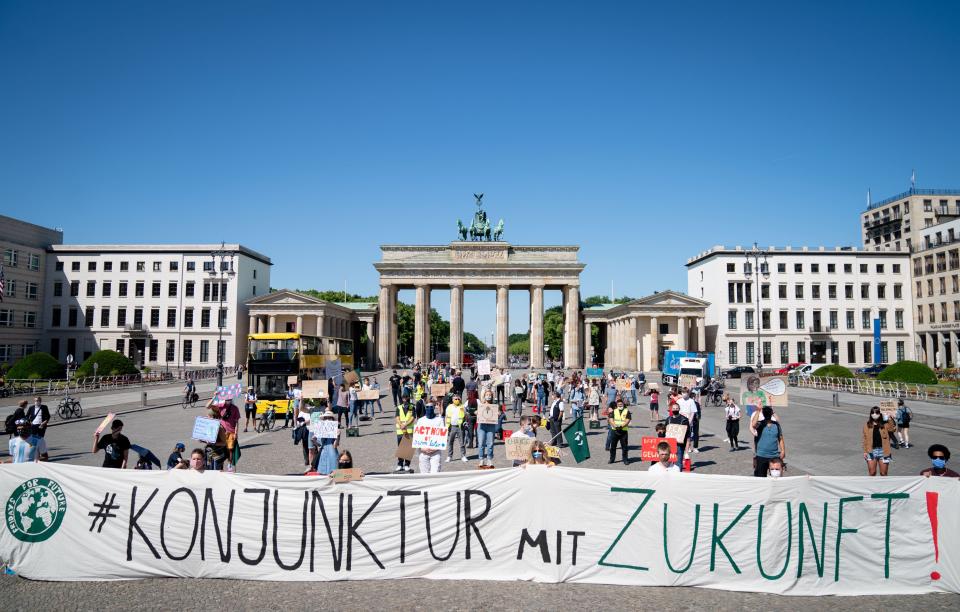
(4, 350, 139, 380)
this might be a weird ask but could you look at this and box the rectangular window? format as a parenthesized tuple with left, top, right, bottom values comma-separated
(55, 261, 63, 271)
(892, 263, 900, 273)
(895, 309, 904, 329)
(860, 284, 869, 299)
(942, 303, 948, 322)
(845, 284, 853, 299)
(918, 305, 923, 324)
(726, 263, 735, 273)
(778, 284, 787, 299)
(879, 309, 888, 329)
(829, 310, 838, 329)
(153, 261, 161, 272)
(795, 310, 805, 329)
(150, 308, 160, 327)
(167, 308, 176, 328)
(746, 342, 755, 365)
(2, 249, 18, 266)
(88, 261, 96, 272)
(761, 310, 770, 330)
(84, 307, 94, 327)
(118, 282, 128, 297)
(185, 282, 195, 298)
(844, 263, 852, 273)
(812, 284, 821, 299)
(779, 341, 789, 364)
(878, 284, 886, 299)
(134, 308, 143, 326)
(183, 340, 193, 363)
(68, 307, 78, 327)
(217, 341, 225, 364)
(811, 263, 819, 273)
(795, 284, 804, 299)
(847, 341, 856, 363)
(930, 304, 936, 323)
(860, 263, 868, 273)
(184, 308, 194, 328)
(149, 339, 158, 362)
(728, 343, 738, 365)
(151, 282, 161, 297)
(25, 282, 38, 300)
(200, 340, 210, 363)
(102, 281, 111, 297)
(778, 310, 788, 329)
(86, 280, 96, 297)
(136, 261, 145, 272)
(218, 308, 227, 329)
(794, 263, 802, 273)
(862, 310, 870, 329)
(846, 310, 855, 329)
(168, 282, 177, 297)
(828, 284, 837, 299)
(117, 308, 127, 327)
(762, 342, 772, 365)
(187, 261, 196, 271)
(777, 263, 786, 273)
(896, 341, 905, 362)
(170, 261, 179, 272)
(745, 310, 754, 330)
(0, 310, 13, 327)
(120, 261, 129, 272)
(812, 310, 822, 332)
(876, 264, 885, 273)
(116, 339, 125, 355)
(940, 278, 946, 295)
(203, 261, 214, 272)
(797, 342, 806, 363)
(827, 263, 835, 273)
(201, 309, 211, 328)
(894, 283, 902, 299)
(135, 282, 144, 297)
(103, 261, 112, 272)
(727, 310, 737, 330)
(53, 282, 62, 297)
(863, 341, 872, 364)
(22, 311, 35, 329)
(166, 340, 175, 363)
(69, 281, 79, 297)
(71, 261, 79, 271)
(760, 283, 769, 299)
(100, 308, 109, 327)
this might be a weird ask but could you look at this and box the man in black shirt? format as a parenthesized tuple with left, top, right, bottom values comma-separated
(92, 419, 131, 469)
(389, 370, 402, 406)
(451, 370, 466, 397)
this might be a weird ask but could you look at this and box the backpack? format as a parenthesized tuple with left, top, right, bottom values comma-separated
(4, 414, 16, 435)
(292, 424, 307, 445)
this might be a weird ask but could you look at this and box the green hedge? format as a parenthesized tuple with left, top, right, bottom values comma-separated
(877, 361, 937, 385)
(7, 353, 63, 380)
(76, 350, 139, 377)
(812, 364, 855, 378)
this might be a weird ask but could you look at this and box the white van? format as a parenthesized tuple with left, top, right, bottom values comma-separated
(791, 364, 815, 378)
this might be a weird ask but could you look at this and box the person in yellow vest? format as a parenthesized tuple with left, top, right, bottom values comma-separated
(607, 398, 632, 465)
(395, 390, 416, 472)
(445, 394, 467, 463)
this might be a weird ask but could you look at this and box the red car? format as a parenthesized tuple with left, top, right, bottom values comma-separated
(775, 362, 805, 375)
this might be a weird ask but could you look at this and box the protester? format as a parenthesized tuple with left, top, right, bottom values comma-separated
(607, 398, 631, 465)
(416, 404, 444, 474)
(312, 410, 340, 475)
(724, 395, 742, 451)
(371, 378, 384, 414)
(741, 375, 767, 418)
(921, 444, 959, 477)
(665, 403, 690, 468)
(173, 448, 206, 472)
(895, 399, 913, 449)
(767, 456, 785, 478)
(92, 419, 130, 469)
(512, 379, 525, 417)
(209, 397, 240, 471)
(166, 442, 186, 469)
(647, 441, 679, 473)
(395, 392, 416, 472)
(753, 407, 785, 477)
(294, 415, 311, 471)
(587, 381, 601, 422)
(648, 387, 660, 423)
(677, 389, 699, 454)
(528, 440, 551, 466)
(336, 382, 350, 428)
(26, 396, 50, 438)
(243, 386, 257, 432)
(477, 390, 498, 467)
(445, 395, 467, 462)
(862, 406, 897, 477)
(337, 450, 355, 469)
(6, 420, 48, 463)
(547, 391, 564, 447)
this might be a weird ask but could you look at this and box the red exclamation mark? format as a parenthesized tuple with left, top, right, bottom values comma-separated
(926, 491, 941, 581)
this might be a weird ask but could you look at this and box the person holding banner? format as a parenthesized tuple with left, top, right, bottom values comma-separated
(607, 398, 631, 464)
(528, 440, 551, 466)
(477, 390, 499, 467)
(416, 404, 445, 474)
(311, 410, 340, 475)
(648, 441, 679, 473)
(862, 406, 897, 477)
(665, 403, 690, 468)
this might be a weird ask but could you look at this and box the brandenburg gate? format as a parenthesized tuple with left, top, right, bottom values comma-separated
(375, 241, 586, 370)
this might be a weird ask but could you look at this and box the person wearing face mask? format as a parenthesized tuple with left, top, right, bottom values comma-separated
(5, 420, 48, 463)
(921, 444, 959, 477)
(445, 395, 468, 463)
(311, 410, 341, 475)
(174, 448, 207, 472)
(767, 456, 785, 478)
(753, 406, 785, 477)
(664, 402, 690, 468)
(677, 389, 699, 455)
(510, 416, 538, 466)
(416, 404, 445, 473)
(527, 440, 551, 466)
(476, 390, 499, 467)
(723, 395, 742, 451)
(607, 398, 631, 465)
(862, 406, 897, 476)
(336, 450, 355, 470)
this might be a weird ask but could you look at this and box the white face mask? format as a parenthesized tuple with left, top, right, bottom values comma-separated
(871, 413, 880, 420)
(769, 469, 781, 478)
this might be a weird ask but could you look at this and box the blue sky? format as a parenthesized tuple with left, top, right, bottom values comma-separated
(2, 1, 959, 340)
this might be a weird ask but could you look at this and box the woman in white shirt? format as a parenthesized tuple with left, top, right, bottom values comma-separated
(723, 395, 742, 451)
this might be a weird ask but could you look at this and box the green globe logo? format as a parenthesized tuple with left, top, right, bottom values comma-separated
(5, 478, 67, 543)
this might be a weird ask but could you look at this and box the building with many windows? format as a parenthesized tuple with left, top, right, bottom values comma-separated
(42, 244, 271, 372)
(687, 245, 915, 370)
(912, 216, 960, 368)
(0, 215, 63, 365)
(861, 188, 960, 252)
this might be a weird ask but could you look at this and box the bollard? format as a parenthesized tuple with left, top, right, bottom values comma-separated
(832, 392, 839, 407)
(142, 391, 147, 408)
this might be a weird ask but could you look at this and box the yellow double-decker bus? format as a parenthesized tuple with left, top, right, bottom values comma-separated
(246, 333, 354, 415)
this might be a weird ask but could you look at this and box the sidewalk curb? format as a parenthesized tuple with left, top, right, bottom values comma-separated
(47, 396, 211, 428)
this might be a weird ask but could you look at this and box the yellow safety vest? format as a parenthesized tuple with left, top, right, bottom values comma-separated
(446, 404, 463, 427)
(396, 405, 415, 434)
(613, 408, 629, 431)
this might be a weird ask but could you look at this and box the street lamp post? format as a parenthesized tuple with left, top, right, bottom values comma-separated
(209, 242, 236, 387)
(744, 243, 770, 373)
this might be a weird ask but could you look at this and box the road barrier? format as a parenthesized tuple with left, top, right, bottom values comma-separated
(790, 375, 960, 404)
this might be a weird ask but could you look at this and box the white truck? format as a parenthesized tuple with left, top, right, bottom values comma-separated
(677, 357, 710, 389)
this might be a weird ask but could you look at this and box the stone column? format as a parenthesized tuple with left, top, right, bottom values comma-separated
(316, 314, 325, 336)
(530, 285, 544, 368)
(583, 320, 593, 366)
(677, 317, 687, 351)
(940, 332, 948, 368)
(564, 285, 580, 368)
(249, 316, 257, 336)
(952, 331, 959, 368)
(296, 315, 303, 334)
(414, 284, 429, 364)
(256, 316, 264, 333)
(627, 316, 637, 371)
(636, 317, 645, 372)
(697, 317, 706, 352)
(612, 320, 621, 368)
(377, 285, 391, 368)
(268, 315, 277, 333)
(649, 317, 659, 371)
(926, 333, 935, 368)
(365, 321, 376, 369)
(496, 285, 509, 368)
(450, 284, 464, 370)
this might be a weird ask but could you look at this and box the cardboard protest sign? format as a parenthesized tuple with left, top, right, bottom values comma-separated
(430, 382, 452, 396)
(325, 359, 342, 381)
(477, 359, 491, 376)
(357, 389, 379, 401)
(330, 468, 363, 483)
(311, 419, 338, 440)
(344, 369, 360, 385)
(504, 436, 535, 460)
(476, 402, 499, 425)
(677, 374, 697, 389)
(395, 434, 414, 460)
(879, 399, 899, 420)
(665, 423, 687, 444)
(301, 380, 328, 399)
(545, 445, 561, 459)
(646, 382, 660, 392)
(191, 416, 220, 444)
(741, 375, 789, 410)
(287, 375, 298, 385)
(412, 422, 448, 450)
(615, 379, 632, 391)
(94, 413, 116, 435)
(640, 436, 678, 462)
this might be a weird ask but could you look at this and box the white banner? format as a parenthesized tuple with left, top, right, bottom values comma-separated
(0, 463, 957, 595)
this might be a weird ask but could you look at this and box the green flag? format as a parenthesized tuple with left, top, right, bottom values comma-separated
(563, 417, 591, 463)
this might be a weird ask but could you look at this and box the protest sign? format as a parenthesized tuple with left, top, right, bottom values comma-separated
(0, 463, 957, 595)
(412, 422, 448, 450)
(504, 436, 535, 460)
(357, 389, 379, 401)
(640, 436, 678, 462)
(586, 367, 603, 378)
(615, 379, 632, 391)
(477, 359, 491, 376)
(325, 359, 342, 381)
(94, 413, 115, 435)
(344, 370, 360, 385)
(311, 419, 338, 440)
(301, 380, 328, 399)
(677, 374, 697, 389)
(395, 434, 414, 460)
(880, 399, 899, 420)
(287, 375, 298, 385)
(647, 382, 660, 392)
(430, 382, 452, 396)
(545, 445, 561, 459)
(476, 403, 499, 425)
(191, 417, 220, 444)
(213, 384, 243, 405)
(562, 418, 590, 463)
(665, 423, 687, 443)
(330, 467, 363, 483)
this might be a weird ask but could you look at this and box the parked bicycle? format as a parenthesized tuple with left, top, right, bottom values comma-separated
(256, 406, 276, 433)
(57, 396, 83, 419)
